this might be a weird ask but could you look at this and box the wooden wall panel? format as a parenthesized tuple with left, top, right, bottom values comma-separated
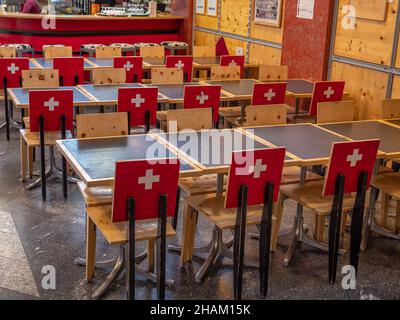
(334, 0, 397, 66)
(194, 30, 219, 46)
(220, 0, 249, 36)
(250, 0, 284, 44)
(249, 43, 281, 65)
(331, 61, 388, 120)
(195, 13, 219, 30)
(224, 37, 248, 55)
(391, 75, 400, 98)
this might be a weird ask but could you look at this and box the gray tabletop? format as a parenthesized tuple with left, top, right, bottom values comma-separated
(385, 119, 400, 127)
(193, 57, 221, 66)
(9, 86, 93, 108)
(59, 135, 197, 182)
(155, 129, 290, 171)
(244, 124, 347, 162)
(33, 58, 93, 70)
(204, 79, 259, 97)
(86, 57, 113, 68)
(319, 121, 400, 156)
(285, 79, 315, 96)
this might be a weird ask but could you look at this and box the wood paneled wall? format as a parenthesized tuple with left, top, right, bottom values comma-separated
(194, 0, 284, 65)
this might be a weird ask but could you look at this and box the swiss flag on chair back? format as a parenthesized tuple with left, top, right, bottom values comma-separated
(252, 82, 287, 106)
(53, 57, 84, 86)
(220, 55, 245, 78)
(0, 58, 29, 88)
(225, 148, 286, 209)
(309, 81, 345, 116)
(117, 87, 158, 126)
(323, 140, 380, 196)
(112, 159, 180, 222)
(183, 85, 221, 123)
(216, 37, 229, 56)
(166, 56, 193, 82)
(114, 56, 143, 83)
(29, 90, 74, 132)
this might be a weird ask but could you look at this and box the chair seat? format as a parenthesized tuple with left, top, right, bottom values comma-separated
(1, 43, 32, 50)
(87, 205, 176, 245)
(77, 181, 113, 207)
(372, 172, 400, 200)
(161, 41, 189, 48)
(20, 129, 73, 146)
(134, 43, 160, 48)
(179, 174, 227, 196)
(110, 43, 135, 49)
(219, 106, 241, 118)
(186, 193, 276, 230)
(281, 167, 323, 185)
(80, 44, 105, 50)
(280, 180, 356, 215)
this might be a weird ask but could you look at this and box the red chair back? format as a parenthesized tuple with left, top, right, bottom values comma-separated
(165, 56, 193, 82)
(216, 37, 229, 56)
(29, 90, 74, 132)
(220, 55, 245, 78)
(53, 57, 84, 86)
(323, 140, 380, 196)
(225, 148, 286, 209)
(114, 57, 143, 83)
(309, 81, 345, 116)
(117, 87, 158, 127)
(252, 82, 287, 106)
(0, 58, 29, 88)
(183, 85, 221, 124)
(112, 159, 180, 222)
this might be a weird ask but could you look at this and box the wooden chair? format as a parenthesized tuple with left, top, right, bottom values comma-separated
(316, 100, 355, 124)
(85, 159, 179, 300)
(114, 56, 143, 83)
(258, 65, 288, 81)
(21, 69, 59, 88)
(220, 82, 288, 125)
(53, 57, 84, 86)
(220, 55, 245, 78)
(95, 46, 121, 58)
(308, 81, 345, 116)
(193, 45, 214, 57)
(184, 148, 285, 297)
(381, 99, 400, 119)
(233, 104, 288, 127)
(20, 90, 74, 201)
(279, 140, 379, 258)
(151, 67, 183, 84)
(165, 55, 193, 82)
(166, 108, 213, 132)
(91, 67, 126, 85)
(0, 47, 16, 58)
(43, 46, 72, 59)
(139, 46, 165, 58)
(210, 66, 241, 81)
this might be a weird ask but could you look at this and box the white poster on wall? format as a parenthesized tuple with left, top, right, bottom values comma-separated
(207, 0, 217, 16)
(296, 0, 315, 20)
(196, 0, 205, 14)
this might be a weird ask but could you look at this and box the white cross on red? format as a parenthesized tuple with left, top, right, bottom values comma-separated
(123, 61, 133, 71)
(138, 169, 160, 190)
(228, 60, 237, 67)
(175, 60, 185, 69)
(44, 97, 59, 112)
(131, 94, 145, 108)
(248, 159, 267, 179)
(196, 91, 209, 105)
(7, 63, 19, 74)
(264, 88, 276, 101)
(346, 149, 363, 167)
(324, 86, 335, 99)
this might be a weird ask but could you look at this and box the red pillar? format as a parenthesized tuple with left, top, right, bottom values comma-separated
(281, 0, 335, 81)
(170, 0, 194, 49)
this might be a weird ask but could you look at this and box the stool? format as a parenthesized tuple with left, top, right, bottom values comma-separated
(80, 44, 105, 57)
(0, 44, 34, 57)
(109, 43, 136, 56)
(161, 41, 189, 55)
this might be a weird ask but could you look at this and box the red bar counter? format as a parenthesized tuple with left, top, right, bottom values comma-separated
(0, 13, 185, 53)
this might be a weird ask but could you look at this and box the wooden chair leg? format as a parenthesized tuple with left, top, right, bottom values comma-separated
(381, 193, 390, 229)
(314, 215, 326, 242)
(28, 146, 34, 179)
(20, 134, 27, 182)
(340, 212, 348, 236)
(180, 203, 198, 267)
(395, 201, 400, 234)
(271, 192, 284, 251)
(147, 239, 155, 273)
(86, 214, 96, 283)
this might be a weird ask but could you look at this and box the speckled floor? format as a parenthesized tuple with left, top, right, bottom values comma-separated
(0, 112, 400, 300)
